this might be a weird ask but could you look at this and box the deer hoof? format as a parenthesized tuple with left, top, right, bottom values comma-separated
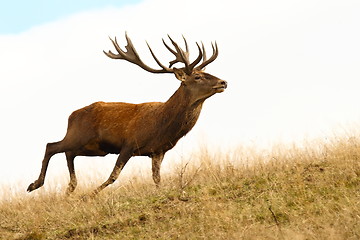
(65, 184, 77, 195)
(27, 180, 43, 192)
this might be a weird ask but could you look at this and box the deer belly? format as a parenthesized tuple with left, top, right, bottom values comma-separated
(132, 140, 178, 157)
(77, 141, 120, 156)
(99, 141, 121, 154)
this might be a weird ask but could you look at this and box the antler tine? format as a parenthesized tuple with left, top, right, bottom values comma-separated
(104, 32, 173, 74)
(103, 36, 125, 59)
(166, 35, 190, 71)
(146, 41, 172, 72)
(103, 33, 138, 62)
(201, 42, 207, 63)
(188, 42, 203, 70)
(162, 38, 177, 56)
(196, 41, 219, 70)
(124, 32, 141, 61)
(182, 35, 189, 58)
(194, 42, 208, 70)
(167, 35, 186, 58)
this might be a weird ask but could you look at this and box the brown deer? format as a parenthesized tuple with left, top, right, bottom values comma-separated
(27, 33, 227, 195)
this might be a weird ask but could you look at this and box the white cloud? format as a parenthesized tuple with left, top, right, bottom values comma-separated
(1, 0, 360, 189)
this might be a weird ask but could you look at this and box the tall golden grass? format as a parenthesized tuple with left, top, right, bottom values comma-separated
(0, 134, 359, 239)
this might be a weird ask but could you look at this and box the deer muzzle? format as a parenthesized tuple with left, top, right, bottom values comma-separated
(213, 80, 227, 93)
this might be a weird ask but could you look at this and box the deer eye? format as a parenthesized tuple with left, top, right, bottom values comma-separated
(194, 75, 201, 80)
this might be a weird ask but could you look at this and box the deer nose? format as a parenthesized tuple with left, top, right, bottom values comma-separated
(220, 80, 227, 89)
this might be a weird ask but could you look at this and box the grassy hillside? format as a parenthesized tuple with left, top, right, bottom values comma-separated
(0, 135, 359, 240)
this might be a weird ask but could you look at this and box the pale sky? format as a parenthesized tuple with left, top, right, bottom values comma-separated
(1, 0, 360, 192)
(0, 0, 141, 34)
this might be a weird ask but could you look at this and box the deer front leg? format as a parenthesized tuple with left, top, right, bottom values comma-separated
(92, 149, 132, 195)
(152, 153, 164, 187)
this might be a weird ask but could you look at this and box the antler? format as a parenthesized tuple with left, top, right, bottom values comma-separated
(104, 32, 218, 75)
(104, 32, 172, 73)
(195, 42, 218, 70)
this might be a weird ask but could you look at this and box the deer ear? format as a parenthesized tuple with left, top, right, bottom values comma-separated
(173, 68, 187, 82)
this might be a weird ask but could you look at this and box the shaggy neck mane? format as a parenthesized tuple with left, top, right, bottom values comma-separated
(157, 83, 203, 144)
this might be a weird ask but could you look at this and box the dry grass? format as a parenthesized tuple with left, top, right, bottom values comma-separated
(1, 135, 360, 240)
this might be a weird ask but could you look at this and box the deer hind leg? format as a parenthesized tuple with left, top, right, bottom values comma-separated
(65, 151, 77, 195)
(152, 153, 165, 187)
(92, 148, 132, 195)
(27, 141, 65, 192)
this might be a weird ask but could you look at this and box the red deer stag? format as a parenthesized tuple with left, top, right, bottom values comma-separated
(27, 32, 227, 195)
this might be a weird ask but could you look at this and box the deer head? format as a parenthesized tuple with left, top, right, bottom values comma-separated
(104, 32, 227, 103)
